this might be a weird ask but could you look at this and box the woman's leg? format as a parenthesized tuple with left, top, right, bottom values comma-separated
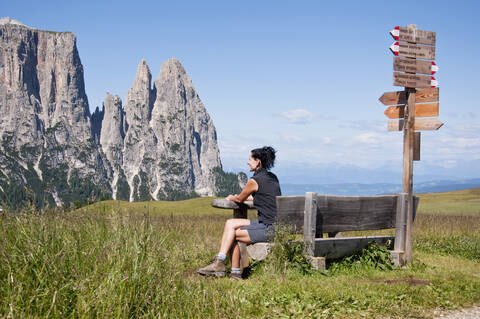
(231, 229, 252, 269)
(197, 219, 251, 277)
(218, 218, 251, 255)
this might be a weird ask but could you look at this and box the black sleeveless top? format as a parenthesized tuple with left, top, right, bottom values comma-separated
(251, 168, 282, 225)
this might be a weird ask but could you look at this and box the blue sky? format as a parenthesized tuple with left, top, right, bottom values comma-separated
(3, 0, 480, 183)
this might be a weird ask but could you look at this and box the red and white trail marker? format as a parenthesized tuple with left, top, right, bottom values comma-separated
(390, 42, 400, 55)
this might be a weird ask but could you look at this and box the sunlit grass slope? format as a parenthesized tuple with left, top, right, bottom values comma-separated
(416, 187, 480, 216)
(0, 188, 478, 318)
(80, 197, 223, 216)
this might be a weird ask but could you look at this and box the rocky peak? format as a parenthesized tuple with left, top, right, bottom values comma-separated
(124, 59, 154, 126)
(0, 17, 27, 27)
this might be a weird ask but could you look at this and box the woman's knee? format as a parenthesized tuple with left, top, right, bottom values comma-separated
(224, 218, 236, 229)
(235, 229, 251, 243)
(225, 218, 249, 230)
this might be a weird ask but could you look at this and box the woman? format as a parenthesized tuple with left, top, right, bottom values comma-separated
(197, 146, 281, 280)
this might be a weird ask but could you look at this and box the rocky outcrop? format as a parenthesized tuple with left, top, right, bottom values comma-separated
(102, 58, 222, 201)
(0, 18, 109, 207)
(0, 18, 240, 208)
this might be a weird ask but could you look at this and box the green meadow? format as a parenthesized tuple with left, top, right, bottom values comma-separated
(0, 189, 479, 318)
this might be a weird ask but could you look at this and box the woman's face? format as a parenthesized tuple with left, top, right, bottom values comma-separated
(248, 153, 261, 172)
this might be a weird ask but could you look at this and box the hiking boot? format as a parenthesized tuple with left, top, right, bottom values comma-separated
(230, 272, 243, 281)
(197, 257, 226, 277)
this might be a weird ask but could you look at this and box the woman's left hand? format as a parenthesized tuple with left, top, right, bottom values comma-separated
(225, 194, 236, 201)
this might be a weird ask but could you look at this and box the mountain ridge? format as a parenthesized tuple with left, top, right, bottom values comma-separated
(0, 19, 240, 208)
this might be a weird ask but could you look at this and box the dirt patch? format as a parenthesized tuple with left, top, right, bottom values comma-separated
(433, 305, 480, 319)
(183, 268, 201, 280)
(370, 278, 430, 286)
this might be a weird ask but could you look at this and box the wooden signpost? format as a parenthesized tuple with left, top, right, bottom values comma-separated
(379, 87, 439, 105)
(394, 57, 438, 75)
(393, 72, 438, 88)
(390, 26, 436, 45)
(384, 102, 439, 119)
(390, 41, 436, 60)
(379, 24, 443, 266)
(387, 118, 444, 131)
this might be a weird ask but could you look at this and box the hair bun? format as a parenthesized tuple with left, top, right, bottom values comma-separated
(251, 146, 277, 170)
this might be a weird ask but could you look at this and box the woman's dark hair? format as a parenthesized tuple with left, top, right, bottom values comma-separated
(251, 146, 277, 170)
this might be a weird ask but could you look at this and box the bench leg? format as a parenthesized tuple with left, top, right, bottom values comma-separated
(309, 256, 326, 271)
(390, 250, 406, 267)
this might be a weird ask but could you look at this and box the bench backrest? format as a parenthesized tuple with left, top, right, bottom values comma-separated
(276, 193, 417, 236)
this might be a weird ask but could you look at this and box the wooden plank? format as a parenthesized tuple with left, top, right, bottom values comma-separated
(394, 57, 438, 75)
(390, 42, 435, 60)
(390, 26, 436, 45)
(384, 102, 439, 119)
(414, 132, 421, 161)
(388, 118, 444, 131)
(393, 72, 437, 89)
(303, 192, 317, 257)
(314, 236, 394, 259)
(276, 195, 305, 233)
(378, 87, 439, 105)
(315, 195, 398, 233)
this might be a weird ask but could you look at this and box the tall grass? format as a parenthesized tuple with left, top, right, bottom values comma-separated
(0, 200, 479, 318)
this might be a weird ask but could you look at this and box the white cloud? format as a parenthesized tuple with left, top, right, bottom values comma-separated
(279, 109, 326, 124)
(281, 133, 303, 143)
(322, 137, 332, 145)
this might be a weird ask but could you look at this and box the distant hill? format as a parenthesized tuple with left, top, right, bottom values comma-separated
(281, 178, 480, 196)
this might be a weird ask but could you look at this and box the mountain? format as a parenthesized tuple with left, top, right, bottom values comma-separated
(96, 58, 224, 201)
(0, 18, 240, 208)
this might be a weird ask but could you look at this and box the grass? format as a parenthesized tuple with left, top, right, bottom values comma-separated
(416, 188, 480, 216)
(0, 189, 479, 318)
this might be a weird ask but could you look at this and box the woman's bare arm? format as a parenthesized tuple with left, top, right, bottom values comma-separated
(225, 179, 258, 202)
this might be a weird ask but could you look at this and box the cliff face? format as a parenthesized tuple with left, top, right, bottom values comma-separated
(0, 18, 109, 207)
(0, 18, 238, 208)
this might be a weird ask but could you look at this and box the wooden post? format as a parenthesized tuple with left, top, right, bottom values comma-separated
(303, 192, 317, 257)
(392, 193, 407, 265)
(402, 24, 417, 263)
(303, 192, 325, 270)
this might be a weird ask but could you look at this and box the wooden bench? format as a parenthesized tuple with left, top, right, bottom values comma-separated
(211, 192, 418, 270)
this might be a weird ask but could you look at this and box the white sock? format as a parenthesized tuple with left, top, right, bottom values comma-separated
(231, 267, 241, 274)
(217, 253, 227, 261)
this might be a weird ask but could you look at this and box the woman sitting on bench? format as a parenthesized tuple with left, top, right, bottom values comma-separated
(197, 146, 282, 280)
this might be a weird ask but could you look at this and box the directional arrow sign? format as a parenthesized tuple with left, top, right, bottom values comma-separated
(394, 72, 438, 88)
(390, 26, 436, 45)
(388, 118, 444, 131)
(384, 102, 439, 119)
(390, 42, 435, 60)
(394, 57, 438, 75)
(379, 88, 439, 105)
